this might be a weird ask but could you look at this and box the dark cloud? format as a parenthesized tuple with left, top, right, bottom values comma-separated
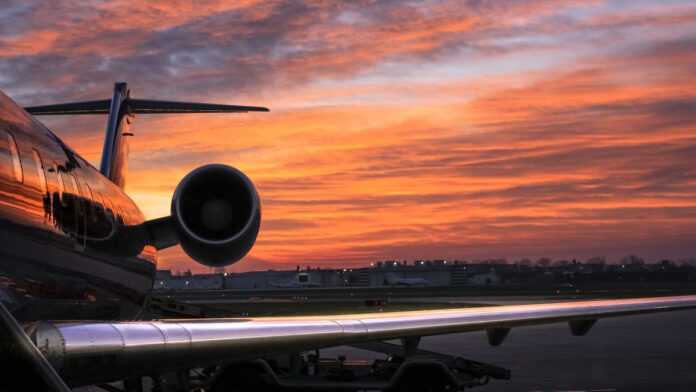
(0, 0, 594, 103)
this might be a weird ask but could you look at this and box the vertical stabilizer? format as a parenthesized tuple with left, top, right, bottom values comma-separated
(99, 82, 132, 189)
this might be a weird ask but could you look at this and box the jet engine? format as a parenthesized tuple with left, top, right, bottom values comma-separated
(170, 164, 260, 267)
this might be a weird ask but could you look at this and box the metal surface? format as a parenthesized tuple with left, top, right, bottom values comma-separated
(0, 302, 71, 392)
(99, 82, 130, 187)
(33, 295, 696, 386)
(0, 88, 155, 322)
(486, 327, 510, 346)
(24, 99, 269, 115)
(172, 164, 261, 267)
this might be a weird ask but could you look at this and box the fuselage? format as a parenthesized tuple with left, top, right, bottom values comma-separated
(0, 90, 156, 322)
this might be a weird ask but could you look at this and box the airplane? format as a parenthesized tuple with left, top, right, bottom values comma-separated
(0, 82, 695, 391)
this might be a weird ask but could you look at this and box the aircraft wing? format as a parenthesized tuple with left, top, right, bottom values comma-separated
(32, 295, 696, 385)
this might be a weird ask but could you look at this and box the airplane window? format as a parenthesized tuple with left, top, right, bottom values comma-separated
(103, 198, 115, 221)
(31, 150, 47, 194)
(54, 164, 66, 206)
(83, 182, 93, 200)
(94, 191, 104, 212)
(84, 183, 97, 221)
(6, 131, 23, 182)
(67, 174, 78, 196)
(0, 129, 11, 179)
(68, 174, 83, 216)
(59, 172, 75, 208)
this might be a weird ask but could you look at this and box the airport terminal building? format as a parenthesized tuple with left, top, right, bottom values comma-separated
(154, 259, 696, 291)
(155, 261, 529, 290)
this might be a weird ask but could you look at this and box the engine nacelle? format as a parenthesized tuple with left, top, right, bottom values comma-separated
(171, 164, 260, 267)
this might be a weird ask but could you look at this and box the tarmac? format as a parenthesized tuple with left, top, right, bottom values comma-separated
(322, 300, 696, 391)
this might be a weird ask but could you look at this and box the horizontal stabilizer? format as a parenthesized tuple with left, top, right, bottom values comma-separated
(128, 99, 269, 113)
(25, 99, 269, 115)
(25, 100, 112, 115)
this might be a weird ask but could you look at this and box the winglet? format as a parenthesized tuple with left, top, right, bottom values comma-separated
(25, 100, 112, 115)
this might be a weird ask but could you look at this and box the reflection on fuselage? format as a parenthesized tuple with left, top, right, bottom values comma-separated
(0, 91, 156, 322)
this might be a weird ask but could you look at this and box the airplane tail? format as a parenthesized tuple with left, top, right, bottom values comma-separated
(25, 82, 268, 188)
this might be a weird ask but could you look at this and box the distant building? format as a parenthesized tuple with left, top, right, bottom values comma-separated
(154, 270, 223, 290)
(368, 269, 451, 287)
(467, 271, 501, 286)
(152, 257, 695, 291)
(222, 269, 346, 289)
(270, 272, 323, 288)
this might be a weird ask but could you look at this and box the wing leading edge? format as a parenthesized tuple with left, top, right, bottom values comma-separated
(34, 295, 696, 386)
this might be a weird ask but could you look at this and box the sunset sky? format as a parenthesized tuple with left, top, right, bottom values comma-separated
(2, 1, 695, 272)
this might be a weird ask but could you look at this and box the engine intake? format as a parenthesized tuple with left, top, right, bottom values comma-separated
(171, 164, 260, 267)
